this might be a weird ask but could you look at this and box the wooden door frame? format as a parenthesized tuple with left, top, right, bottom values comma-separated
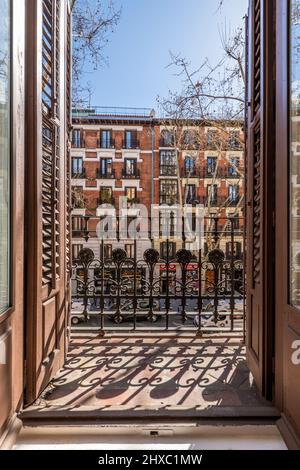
(0, 0, 25, 445)
(246, 0, 275, 400)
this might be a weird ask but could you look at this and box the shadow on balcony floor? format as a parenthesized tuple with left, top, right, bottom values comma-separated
(22, 334, 276, 421)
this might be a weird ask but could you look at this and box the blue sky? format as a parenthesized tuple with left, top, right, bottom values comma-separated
(82, 0, 248, 110)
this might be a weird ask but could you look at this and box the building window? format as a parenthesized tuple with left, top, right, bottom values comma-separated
(207, 157, 217, 176)
(125, 187, 137, 204)
(160, 180, 178, 205)
(72, 216, 84, 230)
(160, 150, 177, 176)
(181, 130, 197, 148)
(226, 242, 242, 260)
(206, 129, 218, 149)
(228, 185, 239, 205)
(0, 0, 11, 314)
(100, 130, 113, 148)
(228, 130, 241, 149)
(125, 244, 134, 258)
(290, 0, 300, 308)
(124, 130, 138, 149)
(72, 157, 84, 177)
(72, 129, 81, 147)
(159, 211, 176, 237)
(184, 156, 195, 176)
(226, 214, 240, 232)
(103, 244, 112, 259)
(99, 187, 113, 204)
(160, 242, 176, 259)
(207, 185, 218, 205)
(228, 157, 240, 176)
(160, 130, 175, 147)
(72, 187, 85, 209)
(185, 184, 196, 204)
(72, 244, 83, 260)
(100, 158, 113, 177)
(124, 158, 137, 177)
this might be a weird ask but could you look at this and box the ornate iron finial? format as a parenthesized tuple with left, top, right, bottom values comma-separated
(208, 248, 225, 266)
(176, 249, 193, 266)
(112, 248, 127, 264)
(143, 248, 160, 265)
(78, 248, 95, 265)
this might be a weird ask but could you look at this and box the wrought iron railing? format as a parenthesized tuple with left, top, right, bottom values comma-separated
(71, 216, 245, 336)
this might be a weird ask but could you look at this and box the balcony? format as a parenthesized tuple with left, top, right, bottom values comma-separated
(96, 168, 116, 179)
(71, 168, 86, 178)
(159, 197, 179, 206)
(183, 169, 199, 178)
(227, 197, 241, 207)
(72, 229, 85, 238)
(72, 199, 85, 209)
(97, 196, 115, 206)
(160, 166, 177, 177)
(98, 138, 115, 149)
(122, 168, 140, 179)
(71, 140, 85, 149)
(199, 168, 225, 179)
(199, 196, 227, 207)
(227, 169, 242, 178)
(70, 215, 245, 337)
(159, 137, 175, 148)
(126, 198, 140, 207)
(185, 196, 198, 206)
(122, 139, 140, 149)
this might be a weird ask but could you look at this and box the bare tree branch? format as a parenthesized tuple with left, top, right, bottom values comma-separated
(72, 0, 121, 105)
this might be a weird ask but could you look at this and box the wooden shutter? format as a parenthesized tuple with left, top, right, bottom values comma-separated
(246, 0, 275, 398)
(25, 0, 71, 404)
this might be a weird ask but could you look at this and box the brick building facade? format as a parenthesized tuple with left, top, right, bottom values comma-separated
(71, 107, 244, 272)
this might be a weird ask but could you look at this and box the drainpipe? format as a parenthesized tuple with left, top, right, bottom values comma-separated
(151, 125, 155, 206)
(150, 109, 156, 206)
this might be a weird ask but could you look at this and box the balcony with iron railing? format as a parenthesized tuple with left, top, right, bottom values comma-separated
(71, 139, 85, 149)
(126, 198, 140, 207)
(159, 196, 179, 205)
(71, 168, 86, 179)
(227, 197, 242, 207)
(181, 168, 243, 179)
(199, 196, 227, 207)
(122, 167, 141, 179)
(96, 168, 116, 179)
(98, 138, 115, 149)
(160, 166, 178, 177)
(97, 195, 115, 206)
(159, 137, 176, 148)
(122, 139, 140, 150)
(72, 198, 86, 209)
(70, 215, 245, 336)
(182, 168, 199, 178)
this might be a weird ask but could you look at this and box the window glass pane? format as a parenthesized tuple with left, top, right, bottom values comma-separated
(290, 0, 300, 308)
(0, 0, 11, 314)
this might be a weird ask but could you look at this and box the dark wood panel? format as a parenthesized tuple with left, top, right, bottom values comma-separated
(246, 0, 275, 399)
(0, 326, 12, 438)
(25, 0, 71, 404)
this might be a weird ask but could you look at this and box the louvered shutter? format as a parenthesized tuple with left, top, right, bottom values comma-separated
(25, 0, 71, 403)
(246, 0, 274, 398)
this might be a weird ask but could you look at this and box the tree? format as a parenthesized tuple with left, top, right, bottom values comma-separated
(71, 0, 121, 105)
(157, 22, 246, 253)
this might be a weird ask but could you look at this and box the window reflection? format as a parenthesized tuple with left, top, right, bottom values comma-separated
(0, 0, 10, 314)
(290, 0, 300, 308)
